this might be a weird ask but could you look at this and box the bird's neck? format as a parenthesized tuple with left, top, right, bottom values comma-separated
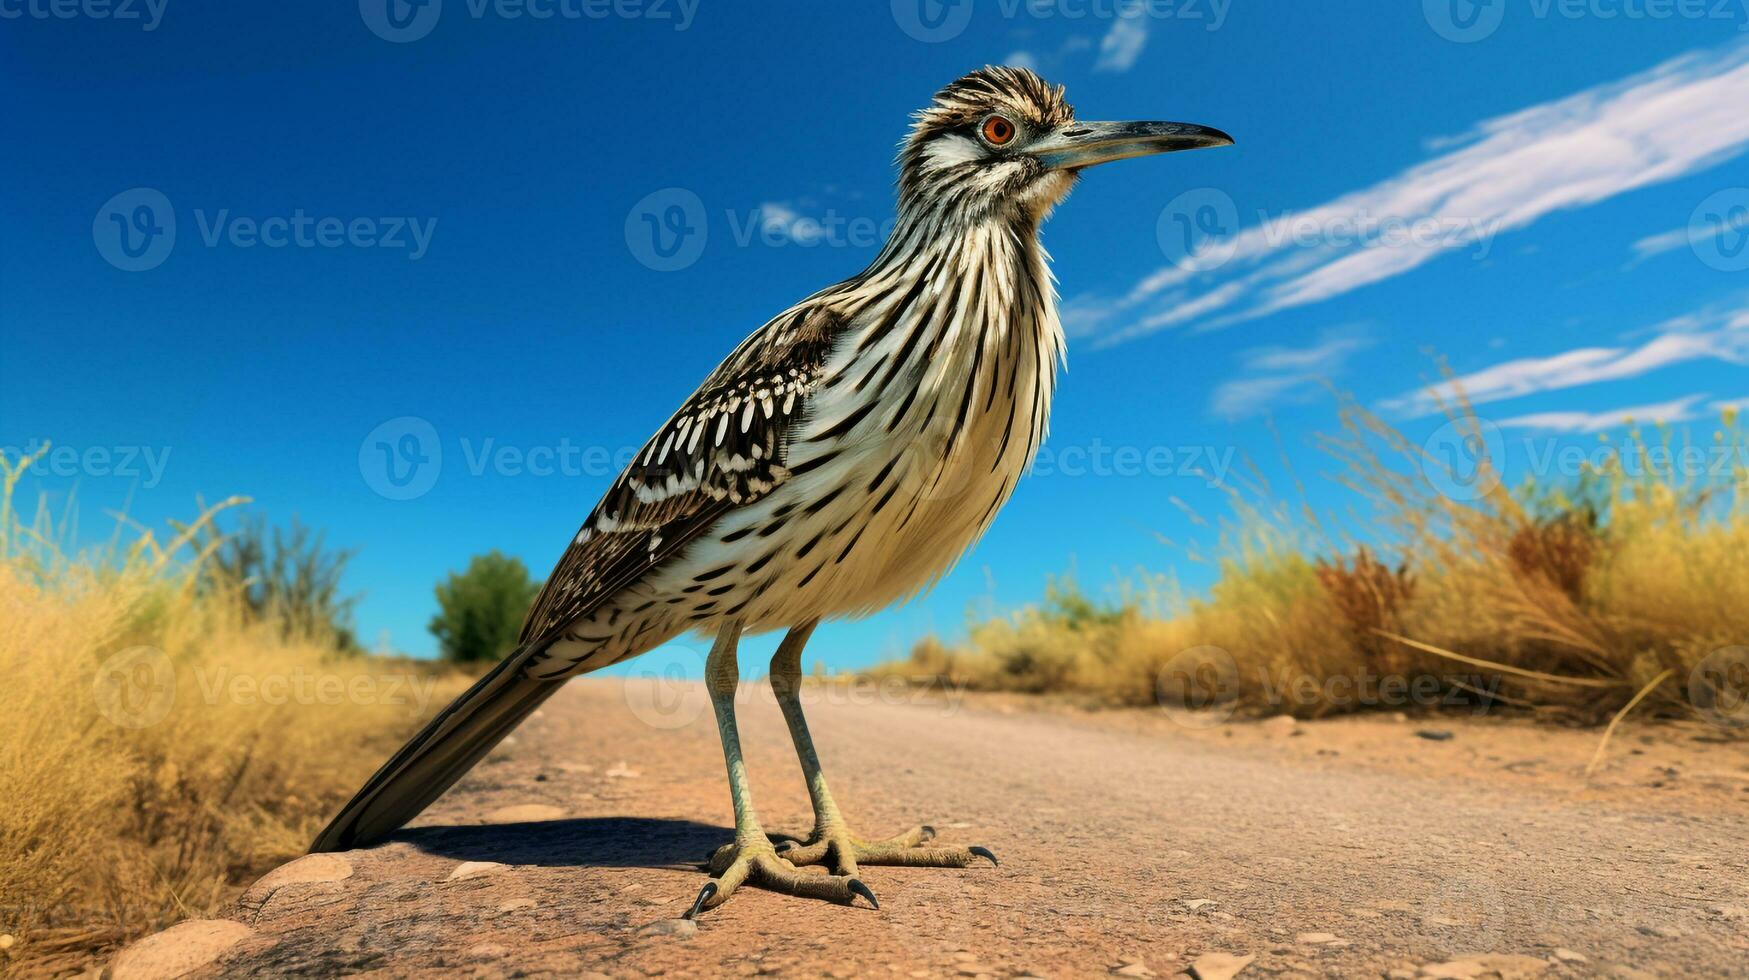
(823, 201, 1065, 463)
(861, 204, 1059, 331)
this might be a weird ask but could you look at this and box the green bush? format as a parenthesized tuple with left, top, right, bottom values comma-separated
(199, 513, 361, 652)
(429, 551, 541, 664)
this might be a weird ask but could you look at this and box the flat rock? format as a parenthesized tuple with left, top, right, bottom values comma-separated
(241, 853, 353, 905)
(111, 919, 255, 980)
(489, 803, 565, 823)
(447, 860, 507, 882)
(1295, 932, 1339, 944)
(1418, 954, 1546, 979)
(640, 918, 697, 939)
(1189, 951, 1255, 980)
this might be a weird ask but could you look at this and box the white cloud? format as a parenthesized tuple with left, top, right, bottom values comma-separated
(1382, 302, 1749, 417)
(1082, 39, 1749, 345)
(1497, 394, 1709, 433)
(1004, 49, 1040, 71)
(1630, 224, 1693, 262)
(757, 201, 824, 245)
(1093, 14, 1148, 73)
(1210, 329, 1371, 419)
(1630, 204, 1749, 263)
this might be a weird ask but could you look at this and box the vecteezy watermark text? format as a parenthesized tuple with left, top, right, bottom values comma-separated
(1419, 415, 1749, 502)
(93, 647, 441, 728)
(94, 188, 437, 272)
(1156, 188, 1505, 274)
(3, 439, 171, 488)
(1032, 440, 1235, 488)
(890, 0, 1231, 43)
(192, 209, 437, 260)
(360, 0, 697, 42)
(0, 0, 167, 30)
(1424, 0, 1749, 43)
(362, 416, 1242, 501)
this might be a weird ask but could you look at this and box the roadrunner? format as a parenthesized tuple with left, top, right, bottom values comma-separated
(312, 67, 1231, 916)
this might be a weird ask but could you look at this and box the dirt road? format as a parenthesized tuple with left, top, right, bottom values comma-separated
(116, 679, 1749, 978)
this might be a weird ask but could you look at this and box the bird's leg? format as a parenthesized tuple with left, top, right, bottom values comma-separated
(766, 621, 998, 876)
(688, 619, 874, 917)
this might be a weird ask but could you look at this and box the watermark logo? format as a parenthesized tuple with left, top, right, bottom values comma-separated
(94, 646, 177, 728)
(1156, 645, 1240, 728)
(1421, 416, 1505, 502)
(360, 416, 443, 500)
(1690, 188, 1749, 273)
(1157, 187, 1239, 273)
(1420, 872, 1508, 947)
(94, 188, 176, 272)
(360, 0, 442, 41)
(623, 659, 710, 729)
(626, 188, 708, 272)
(1424, 0, 1506, 41)
(891, 0, 974, 41)
(1690, 646, 1749, 729)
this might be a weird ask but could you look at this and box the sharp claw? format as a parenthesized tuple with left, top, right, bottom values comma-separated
(847, 878, 879, 910)
(685, 881, 717, 919)
(920, 825, 936, 841)
(969, 845, 999, 867)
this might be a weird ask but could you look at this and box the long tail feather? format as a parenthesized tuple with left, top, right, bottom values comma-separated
(309, 648, 564, 853)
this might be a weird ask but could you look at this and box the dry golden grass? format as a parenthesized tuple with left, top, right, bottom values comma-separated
(0, 448, 469, 973)
(869, 394, 1749, 727)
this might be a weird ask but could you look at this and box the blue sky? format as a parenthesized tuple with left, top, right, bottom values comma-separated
(4, 2, 1748, 674)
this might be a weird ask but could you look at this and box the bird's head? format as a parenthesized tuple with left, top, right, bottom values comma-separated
(899, 66, 1232, 224)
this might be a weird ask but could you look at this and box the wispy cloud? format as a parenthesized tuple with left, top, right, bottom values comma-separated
(1382, 301, 1749, 417)
(756, 201, 823, 244)
(1210, 329, 1371, 420)
(1078, 39, 1749, 345)
(1092, 14, 1148, 73)
(1630, 204, 1749, 263)
(1497, 393, 1710, 433)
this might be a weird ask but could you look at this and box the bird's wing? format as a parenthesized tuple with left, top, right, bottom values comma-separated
(517, 304, 846, 650)
(308, 303, 851, 853)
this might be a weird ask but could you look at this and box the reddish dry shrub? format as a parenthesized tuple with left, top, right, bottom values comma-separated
(1315, 547, 1417, 675)
(1508, 508, 1601, 602)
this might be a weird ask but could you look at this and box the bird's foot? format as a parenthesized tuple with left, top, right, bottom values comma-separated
(774, 822, 998, 875)
(687, 836, 876, 918)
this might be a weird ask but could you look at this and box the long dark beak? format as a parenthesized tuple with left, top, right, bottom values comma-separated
(1029, 120, 1234, 171)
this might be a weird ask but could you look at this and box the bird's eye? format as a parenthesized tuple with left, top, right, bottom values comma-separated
(981, 115, 1016, 147)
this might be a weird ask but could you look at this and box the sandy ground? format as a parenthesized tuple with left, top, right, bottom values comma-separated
(125, 678, 1749, 978)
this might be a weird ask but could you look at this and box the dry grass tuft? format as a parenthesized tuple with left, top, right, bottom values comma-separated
(0, 447, 468, 973)
(868, 395, 1749, 727)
